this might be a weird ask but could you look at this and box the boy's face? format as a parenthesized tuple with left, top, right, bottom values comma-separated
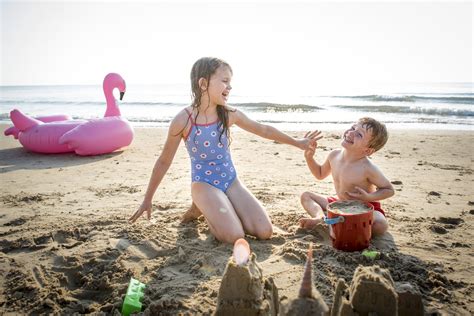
(341, 123, 375, 155)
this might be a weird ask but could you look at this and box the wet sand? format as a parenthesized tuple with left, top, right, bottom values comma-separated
(0, 125, 473, 314)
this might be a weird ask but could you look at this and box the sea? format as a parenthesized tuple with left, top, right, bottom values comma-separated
(1, 82, 473, 131)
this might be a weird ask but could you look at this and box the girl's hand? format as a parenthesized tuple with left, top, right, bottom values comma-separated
(346, 186, 371, 201)
(298, 130, 323, 150)
(129, 200, 153, 223)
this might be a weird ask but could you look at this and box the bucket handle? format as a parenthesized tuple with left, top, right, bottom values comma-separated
(323, 216, 345, 225)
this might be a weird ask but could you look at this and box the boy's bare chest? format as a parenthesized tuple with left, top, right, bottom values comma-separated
(331, 160, 368, 185)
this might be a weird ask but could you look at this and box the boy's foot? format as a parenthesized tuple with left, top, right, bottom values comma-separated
(181, 203, 202, 223)
(299, 217, 324, 230)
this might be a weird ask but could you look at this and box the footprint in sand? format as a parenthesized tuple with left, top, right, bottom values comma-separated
(1, 192, 64, 206)
(390, 181, 402, 193)
(109, 238, 173, 260)
(3, 218, 27, 226)
(426, 191, 443, 204)
(51, 229, 88, 249)
(32, 265, 47, 288)
(451, 242, 470, 248)
(435, 217, 464, 226)
(430, 225, 448, 234)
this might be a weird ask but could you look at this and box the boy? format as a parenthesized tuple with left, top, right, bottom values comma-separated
(299, 117, 394, 236)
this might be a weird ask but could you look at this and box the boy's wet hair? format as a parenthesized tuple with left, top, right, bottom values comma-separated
(358, 117, 388, 152)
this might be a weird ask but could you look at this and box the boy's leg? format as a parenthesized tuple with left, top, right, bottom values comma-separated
(226, 178, 273, 240)
(372, 210, 388, 236)
(299, 191, 329, 229)
(191, 182, 245, 244)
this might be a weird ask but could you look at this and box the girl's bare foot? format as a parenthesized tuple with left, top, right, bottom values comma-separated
(181, 203, 202, 223)
(299, 217, 324, 230)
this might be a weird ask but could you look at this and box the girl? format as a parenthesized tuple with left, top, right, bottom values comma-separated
(129, 57, 321, 244)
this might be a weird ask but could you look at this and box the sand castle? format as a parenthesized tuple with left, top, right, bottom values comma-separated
(279, 243, 330, 316)
(215, 239, 279, 316)
(331, 265, 423, 316)
(215, 240, 423, 316)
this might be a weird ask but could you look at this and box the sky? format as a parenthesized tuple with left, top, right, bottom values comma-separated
(0, 0, 472, 95)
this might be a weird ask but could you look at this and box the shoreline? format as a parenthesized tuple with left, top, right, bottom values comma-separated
(1, 125, 473, 314)
(2, 120, 472, 132)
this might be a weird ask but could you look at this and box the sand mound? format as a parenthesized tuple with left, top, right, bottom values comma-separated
(215, 253, 279, 316)
(280, 243, 329, 316)
(331, 265, 423, 316)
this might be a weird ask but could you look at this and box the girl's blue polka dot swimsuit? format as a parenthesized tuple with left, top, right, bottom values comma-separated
(184, 109, 237, 192)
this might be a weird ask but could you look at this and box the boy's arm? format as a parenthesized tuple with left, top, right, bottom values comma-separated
(232, 109, 321, 150)
(305, 147, 333, 180)
(347, 164, 395, 201)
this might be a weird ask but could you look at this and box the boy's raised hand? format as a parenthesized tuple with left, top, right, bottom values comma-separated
(129, 200, 152, 223)
(304, 141, 317, 159)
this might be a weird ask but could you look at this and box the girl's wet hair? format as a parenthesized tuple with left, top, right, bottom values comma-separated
(179, 57, 235, 144)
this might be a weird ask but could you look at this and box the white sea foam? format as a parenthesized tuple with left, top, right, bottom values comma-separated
(1, 83, 472, 131)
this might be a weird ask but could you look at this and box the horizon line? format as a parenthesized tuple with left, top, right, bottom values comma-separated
(1, 81, 473, 88)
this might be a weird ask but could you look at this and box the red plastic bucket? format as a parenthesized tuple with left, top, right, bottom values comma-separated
(326, 200, 374, 252)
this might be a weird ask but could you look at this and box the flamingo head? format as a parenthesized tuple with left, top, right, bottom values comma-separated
(104, 73, 126, 100)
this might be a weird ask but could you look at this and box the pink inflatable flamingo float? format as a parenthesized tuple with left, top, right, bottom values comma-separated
(4, 73, 134, 156)
(4, 114, 72, 140)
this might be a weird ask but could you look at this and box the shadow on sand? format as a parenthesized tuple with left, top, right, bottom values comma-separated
(0, 146, 124, 173)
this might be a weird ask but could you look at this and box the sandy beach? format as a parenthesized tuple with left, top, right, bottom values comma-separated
(0, 124, 473, 315)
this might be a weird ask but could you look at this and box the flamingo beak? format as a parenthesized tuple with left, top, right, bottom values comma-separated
(120, 92, 125, 100)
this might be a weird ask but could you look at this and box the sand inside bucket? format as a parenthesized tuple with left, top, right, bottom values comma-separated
(328, 200, 372, 215)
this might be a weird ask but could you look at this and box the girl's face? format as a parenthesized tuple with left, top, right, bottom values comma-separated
(203, 65, 232, 106)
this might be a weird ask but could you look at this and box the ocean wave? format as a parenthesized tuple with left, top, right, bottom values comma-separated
(334, 94, 474, 104)
(0, 113, 174, 124)
(256, 119, 473, 125)
(334, 105, 474, 117)
(127, 118, 174, 123)
(1, 114, 472, 127)
(0, 101, 322, 113)
(230, 102, 322, 112)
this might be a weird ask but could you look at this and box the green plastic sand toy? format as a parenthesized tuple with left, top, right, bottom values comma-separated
(122, 277, 146, 316)
(362, 250, 380, 259)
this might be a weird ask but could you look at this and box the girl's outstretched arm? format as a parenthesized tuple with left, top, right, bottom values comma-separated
(129, 111, 188, 223)
(232, 109, 321, 150)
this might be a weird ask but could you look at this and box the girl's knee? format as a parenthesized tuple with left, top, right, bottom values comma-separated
(216, 229, 245, 244)
(255, 224, 273, 240)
